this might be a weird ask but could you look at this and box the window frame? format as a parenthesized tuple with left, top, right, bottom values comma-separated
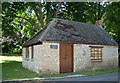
(25, 47, 29, 61)
(31, 46, 34, 60)
(90, 46, 103, 62)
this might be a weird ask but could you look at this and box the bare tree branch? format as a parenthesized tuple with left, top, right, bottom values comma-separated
(98, 2, 101, 20)
(38, 2, 44, 28)
(46, 2, 51, 24)
(32, 2, 44, 28)
(16, 15, 40, 30)
(55, 1, 62, 18)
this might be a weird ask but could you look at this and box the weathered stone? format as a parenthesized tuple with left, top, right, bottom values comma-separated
(22, 42, 118, 74)
(22, 42, 59, 74)
(74, 44, 118, 72)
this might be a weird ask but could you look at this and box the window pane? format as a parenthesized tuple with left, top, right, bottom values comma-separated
(99, 49, 102, 51)
(91, 49, 94, 51)
(26, 47, 29, 60)
(31, 46, 34, 59)
(91, 57, 94, 59)
(91, 47, 102, 61)
(94, 48, 98, 50)
(95, 57, 98, 59)
(95, 52, 97, 53)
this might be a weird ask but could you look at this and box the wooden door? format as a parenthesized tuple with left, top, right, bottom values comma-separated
(60, 43, 73, 73)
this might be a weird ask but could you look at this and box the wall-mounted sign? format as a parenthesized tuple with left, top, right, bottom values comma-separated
(50, 45, 58, 49)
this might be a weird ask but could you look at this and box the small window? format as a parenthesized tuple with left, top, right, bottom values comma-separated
(31, 46, 34, 59)
(26, 47, 29, 60)
(91, 47, 102, 61)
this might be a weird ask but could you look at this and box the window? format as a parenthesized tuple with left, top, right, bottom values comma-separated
(90, 47, 103, 61)
(31, 46, 34, 59)
(26, 47, 29, 60)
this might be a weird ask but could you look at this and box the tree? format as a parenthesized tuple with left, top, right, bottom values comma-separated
(58, 2, 88, 22)
(2, 2, 58, 54)
(2, 2, 39, 54)
(103, 2, 120, 46)
(2, 2, 120, 54)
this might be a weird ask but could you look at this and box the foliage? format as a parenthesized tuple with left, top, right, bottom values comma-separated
(103, 2, 120, 47)
(2, 2, 39, 54)
(1, 2, 120, 54)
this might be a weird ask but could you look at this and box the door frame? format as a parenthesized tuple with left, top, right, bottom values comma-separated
(59, 43, 74, 73)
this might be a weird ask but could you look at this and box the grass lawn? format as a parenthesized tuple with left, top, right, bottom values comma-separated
(2, 61, 39, 80)
(1, 56, 39, 80)
(78, 68, 119, 76)
(1, 55, 119, 80)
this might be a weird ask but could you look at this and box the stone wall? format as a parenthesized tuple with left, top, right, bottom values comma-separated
(74, 44, 118, 72)
(22, 43, 118, 74)
(74, 44, 91, 72)
(102, 46, 118, 68)
(38, 42, 59, 74)
(22, 45, 40, 73)
(22, 42, 59, 74)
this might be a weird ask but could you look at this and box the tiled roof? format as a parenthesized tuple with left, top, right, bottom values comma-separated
(23, 18, 118, 47)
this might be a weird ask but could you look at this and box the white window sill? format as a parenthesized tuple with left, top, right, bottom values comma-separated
(91, 60, 102, 62)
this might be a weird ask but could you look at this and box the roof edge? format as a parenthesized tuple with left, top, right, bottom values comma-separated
(39, 18, 57, 41)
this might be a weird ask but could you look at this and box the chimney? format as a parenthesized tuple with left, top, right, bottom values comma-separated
(96, 20, 103, 28)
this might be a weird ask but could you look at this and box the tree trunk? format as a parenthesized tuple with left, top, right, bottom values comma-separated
(55, 2, 62, 18)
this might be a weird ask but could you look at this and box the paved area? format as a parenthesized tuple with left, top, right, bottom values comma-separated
(48, 72, 119, 81)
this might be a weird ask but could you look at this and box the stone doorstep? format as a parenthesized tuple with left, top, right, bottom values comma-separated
(66, 74, 86, 78)
(2, 74, 86, 82)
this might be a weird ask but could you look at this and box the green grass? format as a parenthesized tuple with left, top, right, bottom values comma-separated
(2, 60, 66, 80)
(39, 73, 65, 78)
(2, 61, 39, 80)
(78, 68, 119, 76)
(0, 63, 1, 74)
(1, 55, 119, 80)
(1, 56, 65, 80)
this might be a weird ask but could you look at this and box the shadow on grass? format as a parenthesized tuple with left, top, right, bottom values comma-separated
(2, 60, 21, 64)
(2, 53, 22, 56)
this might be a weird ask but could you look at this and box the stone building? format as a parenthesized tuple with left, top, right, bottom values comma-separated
(22, 18, 118, 74)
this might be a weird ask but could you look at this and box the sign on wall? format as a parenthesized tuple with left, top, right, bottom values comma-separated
(50, 45, 58, 49)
